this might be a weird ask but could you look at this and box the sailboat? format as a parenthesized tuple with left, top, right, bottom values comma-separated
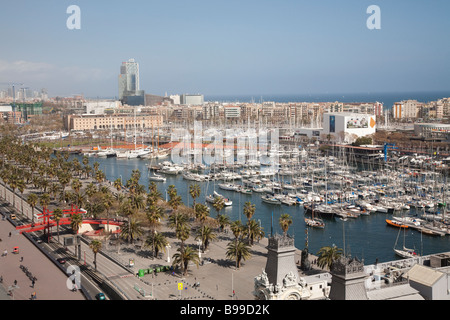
(305, 202, 325, 229)
(97, 116, 117, 158)
(393, 223, 419, 259)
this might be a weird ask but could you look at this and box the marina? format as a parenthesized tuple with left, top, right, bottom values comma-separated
(73, 143, 450, 265)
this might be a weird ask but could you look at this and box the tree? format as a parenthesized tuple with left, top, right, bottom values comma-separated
(246, 219, 264, 245)
(70, 213, 83, 234)
(189, 184, 201, 208)
(102, 191, 114, 234)
(243, 201, 256, 240)
(17, 179, 25, 216)
(279, 213, 293, 236)
(145, 232, 168, 260)
(226, 239, 251, 269)
(119, 217, 143, 244)
(212, 196, 225, 216)
(172, 246, 200, 276)
(89, 240, 102, 271)
(353, 136, 373, 146)
(195, 225, 216, 252)
(26, 193, 38, 222)
(216, 213, 230, 232)
(113, 177, 123, 193)
(316, 245, 343, 270)
(53, 208, 64, 243)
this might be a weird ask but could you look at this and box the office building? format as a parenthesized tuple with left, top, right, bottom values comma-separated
(118, 59, 142, 102)
(181, 94, 204, 105)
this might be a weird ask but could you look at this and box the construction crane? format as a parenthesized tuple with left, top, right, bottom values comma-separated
(0, 82, 25, 124)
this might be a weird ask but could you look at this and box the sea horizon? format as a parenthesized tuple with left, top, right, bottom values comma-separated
(82, 90, 450, 110)
(204, 90, 450, 110)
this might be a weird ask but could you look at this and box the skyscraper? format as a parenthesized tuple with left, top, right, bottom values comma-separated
(118, 58, 140, 100)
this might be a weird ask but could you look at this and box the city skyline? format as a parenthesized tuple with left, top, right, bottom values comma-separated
(0, 1, 449, 98)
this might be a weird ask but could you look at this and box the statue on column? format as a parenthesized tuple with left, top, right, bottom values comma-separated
(301, 247, 311, 271)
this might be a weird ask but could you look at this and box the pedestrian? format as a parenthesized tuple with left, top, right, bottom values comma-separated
(14, 279, 17, 286)
(20, 256, 23, 262)
(31, 279, 35, 288)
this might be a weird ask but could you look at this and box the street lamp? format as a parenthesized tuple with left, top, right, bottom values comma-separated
(166, 244, 171, 263)
(197, 240, 202, 259)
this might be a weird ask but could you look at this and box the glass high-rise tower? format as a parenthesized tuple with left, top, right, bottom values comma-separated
(118, 58, 140, 100)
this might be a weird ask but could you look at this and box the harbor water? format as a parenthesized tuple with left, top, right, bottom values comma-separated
(75, 155, 450, 265)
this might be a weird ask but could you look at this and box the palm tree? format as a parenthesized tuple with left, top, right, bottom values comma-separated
(119, 217, 143, 244)
(230, 220, 244, 240)
(17, 179, 25, 216)
(226, 239, 251, 269)
(101, 191, 114, 232)
(216, 213, 230, 232)
(95, 169, 106, 184)
(212, 196, 224, 216)
(113, 177, 122, 193)
(53, 208, 64, 243)
(89, 240, 102, 271)
(146, 204, 164, 234)
(70, 213, 83, 234)
(145, 232, 168, 260)
(243, 201, 256, 221)
(147, 182, 161, 207)
(26, 193, 38, 222)
(189, 184, 201, 208)
(195, 225, 216, 252)
(317, 245, 343, 270)
(246, 219, 264, 245)
(71, 178, 82, 195)
(279, 213, 293, 236)
(39, 193, 50, 211)
(146, 204, 165, 258)
(85, 182, 97, 199)
(9, 175, 18, 208)
(243, 201, 256, 240)
(172, 246, 200, 276)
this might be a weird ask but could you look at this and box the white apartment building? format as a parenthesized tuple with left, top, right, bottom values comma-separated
(224, 105, 241, 118)
(393, 100, 420, 119)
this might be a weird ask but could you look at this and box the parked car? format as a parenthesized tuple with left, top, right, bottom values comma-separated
(95, 292, 106, 300)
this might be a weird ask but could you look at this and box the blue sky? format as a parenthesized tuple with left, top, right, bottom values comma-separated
(0, 0, 449, 98)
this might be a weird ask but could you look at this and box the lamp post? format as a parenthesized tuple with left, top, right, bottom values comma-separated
(197, 240, 202, 259)
(166, 244, 171, 263)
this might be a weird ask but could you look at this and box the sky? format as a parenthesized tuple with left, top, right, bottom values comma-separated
(0, 0, 449, 98)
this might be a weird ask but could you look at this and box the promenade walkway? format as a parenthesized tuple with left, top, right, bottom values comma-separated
(0, 213, 85, 300)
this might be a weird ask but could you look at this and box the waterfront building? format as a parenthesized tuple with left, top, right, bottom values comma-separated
(181, 94, 204, 105)
(413, 123, 450, 141)
(65, 113, 163, 131)
(321, 112, 377, 143)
